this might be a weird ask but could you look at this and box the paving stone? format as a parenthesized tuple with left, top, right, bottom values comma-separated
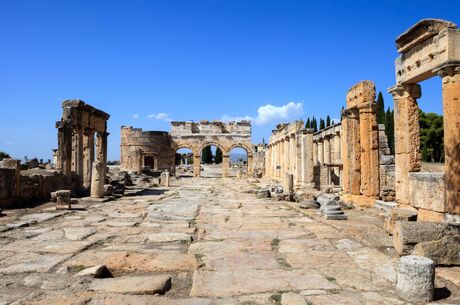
(89, 275, 172, 295)
(190, 269, 338, 297)
(146, 232, 192, 243)
(205, 252, 280, 270)
(278, 239, 335, 253)
(64, 227, 97, 240)
(0, 252, 70, 274)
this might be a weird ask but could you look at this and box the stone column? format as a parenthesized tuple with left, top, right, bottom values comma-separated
(438, 65, 460, 214)
(96, 131, 109, 165)
(324, 137, 331, 164)
(83, 128, 95, 188)
(90, 161, 105, 198)
(277, 141, 282, 179)
(290, 134, 296, 175)
(350, 112, 361, 195)
(313, 141, 318, 165)
(388, 84, 421, 205)
(296, 134, 303, 188)
(334, 133, 341, 164)
(56, 121, 72, 177)
(279, 139, 284, 179)
(246, 155, 253, 176)
(318, 140, 324, 165)
(302, 129, 314, 187)
(193, 154, 201, 177)
(222, 154, 230, 178)
(341, 115, 350, 193)
(75, 127, 84, 176)
(359, 104, 380, 197)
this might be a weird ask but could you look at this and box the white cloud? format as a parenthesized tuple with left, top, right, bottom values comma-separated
(221, 101, 303, 126)
(147, 112, 172, 122)
(4, 141, 14, 145)
(132, 114, 139, 119)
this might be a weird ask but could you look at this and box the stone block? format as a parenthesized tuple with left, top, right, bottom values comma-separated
(103, 184, 113, 196)
(393, 221, 459, 256)
(89, 275, 172, 295)
(408, 172, 446, 213)
(396, 255, 434, 303)
(417, 208, 446, 223)
(55, 190, 71, 209)
(412, 235, 460, 266)
(384, 207, 417, 235)
(74, 265, 112, 278)
(256, 189, 270, 199)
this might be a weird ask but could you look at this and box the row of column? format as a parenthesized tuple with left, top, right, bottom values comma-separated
(57, 123, 108, 190)
(265, 129, 314, 189)
(313, 134, 341, 166)
(388, 65, 460, 214)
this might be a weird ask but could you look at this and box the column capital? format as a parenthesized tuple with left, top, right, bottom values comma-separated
(388, 83, 421, 99)
(433, 62, 460, 78)
(301, 128, 315, 134)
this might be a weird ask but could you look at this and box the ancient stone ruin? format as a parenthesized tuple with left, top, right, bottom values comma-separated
(121, 120, 253, 177)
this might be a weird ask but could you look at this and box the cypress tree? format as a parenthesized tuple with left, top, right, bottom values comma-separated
(376, 91, 385, 124)
(201, 146, 213, 164)
(326, 115, 331, 127)
(385, 107, 395, 155)
(305, 118, 311, 128)
(214, 147, 223, 164)
(312, 117, 318, 132)
(319, 118, 325, 130)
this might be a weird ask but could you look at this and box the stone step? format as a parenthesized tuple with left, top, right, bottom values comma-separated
(375, 200, 396, 212)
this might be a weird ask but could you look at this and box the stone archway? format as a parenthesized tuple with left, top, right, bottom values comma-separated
(170, 120, 252, 178)
(226, 143, 254, 177)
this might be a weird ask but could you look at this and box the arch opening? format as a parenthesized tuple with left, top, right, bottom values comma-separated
(175, 147, 194, 177)
(200, 144, 223, 178)
(229, 146, 248, 177)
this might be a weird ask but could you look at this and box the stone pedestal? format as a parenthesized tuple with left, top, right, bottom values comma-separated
(222, 155, 229, 178)
(56, 190, 71, 209)
(193, 155, 201, 177)
(396, 255, 434, 302)
(90, 162, 105, 198)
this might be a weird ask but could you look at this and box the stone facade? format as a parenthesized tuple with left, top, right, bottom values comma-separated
(313, 123, 342, 190)
(55, 100, 110, 193)
(264, 121, 315, 190)
(120, 127, 174, 173)
(341, 81, 380, 206)
(378, 124, 396, 201)
(389, 19, 460, 217)
(120, 120, 253, 178)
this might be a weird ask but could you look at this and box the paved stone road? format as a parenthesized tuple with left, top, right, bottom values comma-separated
(0, 177, 458, 304)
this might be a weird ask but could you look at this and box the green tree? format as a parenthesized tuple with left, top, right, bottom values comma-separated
(201, 146, 213, 164)
(312, 117, 318, 132)
(326, 115, 331, 127)
(385, 107, 395, 155)
(419, 110, 444, 163)
(0, 151, 10, 161)
(376, 91, 385, 124)
(305, 118, 311, 128)
(214, 147, 223, 164)
(319, 118, 325, 130)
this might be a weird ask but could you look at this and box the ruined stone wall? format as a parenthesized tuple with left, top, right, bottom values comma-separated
(378, 124, 396, 201)
(0, 159, 67, 208)
(120, 127, 174, 173)
(252, 144, 267, 178)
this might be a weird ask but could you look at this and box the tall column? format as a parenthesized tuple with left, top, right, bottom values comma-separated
(313, 141, 318, 165)
(83, 128, 95, 188)
(359, 104, 380, 197)
(56, 121, 72, 177)
(324, 137, 331, 164)
(341, 115, 350, 193)
(296, 134, 302, 188)
(302, 129, 314, 187)
(438, 65, 460, 214)
(193, 154, 201, 177)
(279, 139, 284, 179)
(350, 113, 361, 195)
(222, 154, 230, 177)
(247, 155, 253, 176)
(388, 84, 421, 205)
(318, 140, 324, 165)
(75, 127, 84, 176)
(290, 134, 296, 175)
(334, 133, 341, 163)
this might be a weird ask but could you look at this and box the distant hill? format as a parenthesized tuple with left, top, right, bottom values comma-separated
(230, 153, 247, 163)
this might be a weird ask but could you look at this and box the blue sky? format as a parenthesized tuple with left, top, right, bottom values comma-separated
(0, 0, 459, 161)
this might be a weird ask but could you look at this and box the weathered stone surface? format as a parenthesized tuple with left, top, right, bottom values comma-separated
(64, 227, 97, 240)
(146, 232, 191, 243)
(89, 275, 172, 295)
(393, 221, 459, 255)
(281, 292, 307, 305)
(412, 235, 460, 265)
(90, 162, 106, 198)
(384, 207, 417, 235)
(74, 265, 112, 278)
(190, 269, 338, 297)
(0, 252, 70, 274)
(408, 172, 446, 212)
(64, 250, 196, 272)
(396, 255, 434, 302)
